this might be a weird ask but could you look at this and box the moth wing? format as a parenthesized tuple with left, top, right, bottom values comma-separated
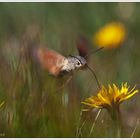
(35, 47, 65, 76)
(76, 36, 90, 59)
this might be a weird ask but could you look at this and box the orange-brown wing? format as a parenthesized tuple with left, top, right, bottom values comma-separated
(36, 47, 65, 76)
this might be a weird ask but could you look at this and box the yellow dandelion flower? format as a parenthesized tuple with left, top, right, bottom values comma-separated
(81, 83, 138, 111)
(93, 22, 126, 49)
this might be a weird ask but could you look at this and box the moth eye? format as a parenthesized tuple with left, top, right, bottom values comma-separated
(77, 62, 81, 65)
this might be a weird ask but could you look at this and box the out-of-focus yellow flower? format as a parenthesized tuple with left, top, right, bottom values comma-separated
(81, 83, 138, 111)
(93, 22, 126, 49)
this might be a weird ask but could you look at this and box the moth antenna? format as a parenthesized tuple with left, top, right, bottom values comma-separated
(85, 47, 104, 58)
(86, 64, 101, 90)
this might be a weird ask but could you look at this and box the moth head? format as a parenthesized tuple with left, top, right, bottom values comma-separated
(73, 56, 87, 69)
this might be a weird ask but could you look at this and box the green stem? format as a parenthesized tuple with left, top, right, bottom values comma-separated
(109, 105, 122, 137)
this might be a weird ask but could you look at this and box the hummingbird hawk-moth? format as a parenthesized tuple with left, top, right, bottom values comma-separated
(30, 35, 103, 88)
(33, 36, 89, 77)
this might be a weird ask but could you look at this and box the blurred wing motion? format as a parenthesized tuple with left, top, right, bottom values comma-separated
(76, 36, 90, 59)
(34, 47, 66, 76)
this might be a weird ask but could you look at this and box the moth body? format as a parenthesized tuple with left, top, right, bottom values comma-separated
(61, 56, 87, 73)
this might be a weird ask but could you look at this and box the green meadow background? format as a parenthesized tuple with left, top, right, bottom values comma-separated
(0, 2, 140, 137)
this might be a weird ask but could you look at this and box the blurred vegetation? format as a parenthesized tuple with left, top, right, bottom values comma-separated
(0, 2, 140, 137)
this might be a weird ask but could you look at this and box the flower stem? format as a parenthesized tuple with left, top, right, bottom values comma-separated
(109, 105, 122, 137)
